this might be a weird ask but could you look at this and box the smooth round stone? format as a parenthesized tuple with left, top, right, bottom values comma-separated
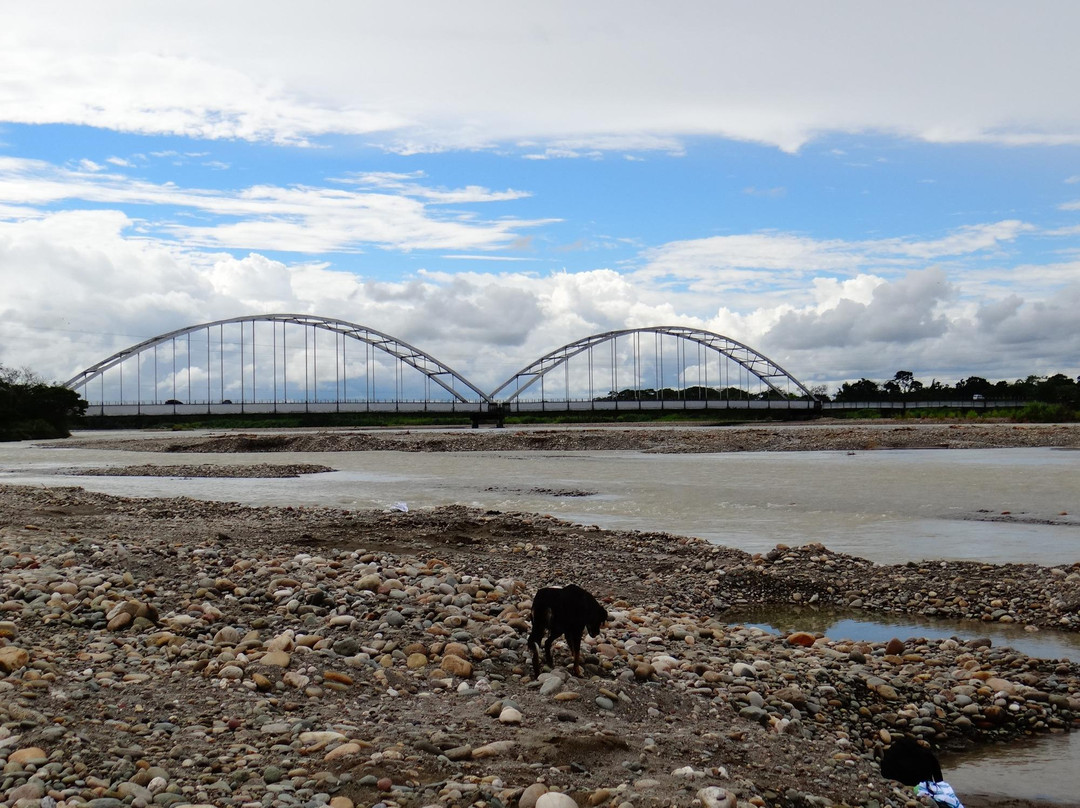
(8, 747, 48, 766)
(407, 653, 428, 669)
(7, 780, 46, 802)
(333, 638, 360, 656)
(357, 574, 381, 590)
(539, 677, 563, 696)
(519, 782, 548, 808)
(499, 707, 522, 724)
(731, 662, 756, 679)
(325, 742, 364, 761)
(786, 631, 815, 647)
(0, 646, 30, 672)
(262, 650, 291, 667)
(441, 655, 473, 677)
(595, 696, 615, 710)
(535, 793, 577, 808)
(697, 786, 736, 808)
(739, 706, 768, 723)
(214, 626, 241, 645)
(633, 662, 655, 680)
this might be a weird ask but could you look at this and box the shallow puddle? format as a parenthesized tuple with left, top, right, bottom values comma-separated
(942, 732, 1080, 804)
(724, 604, 1080, 803)
(723, 604, 1080, 661)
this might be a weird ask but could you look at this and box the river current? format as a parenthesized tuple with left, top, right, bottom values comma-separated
(2, 430, 1077, 565)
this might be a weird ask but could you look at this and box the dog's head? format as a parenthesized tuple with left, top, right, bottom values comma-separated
(587, 604, 609, 637)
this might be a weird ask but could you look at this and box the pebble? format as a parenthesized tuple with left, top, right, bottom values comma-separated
(499, 706, 523, 724)
(697, 786, 737, 808)
(519, 783, 549, 808)
(535, 793, 578, 808)
(0, 646, 29, 672)
(441, 654, 473, 677)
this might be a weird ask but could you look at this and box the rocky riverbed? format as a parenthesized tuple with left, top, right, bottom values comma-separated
(2, 483, 1079, 808)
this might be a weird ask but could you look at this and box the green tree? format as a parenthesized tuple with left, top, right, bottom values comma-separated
(834, 378, 882, 401)
(1036, 373, 1078, 405)
(0, 364, 87, 441)
(955, 376, 993, 399)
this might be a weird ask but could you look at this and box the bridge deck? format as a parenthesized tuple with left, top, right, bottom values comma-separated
(82, 398, 1024, 417)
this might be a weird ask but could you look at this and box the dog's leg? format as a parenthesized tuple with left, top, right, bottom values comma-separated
(543, 632, 557, 669)
(527, 629, 543, 678)
(567, 630, 584, 677)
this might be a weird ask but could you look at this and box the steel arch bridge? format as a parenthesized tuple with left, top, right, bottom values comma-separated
(65, 314, 490, 417)
(66, 316, 820, 418)
(490, 325, 817, 414)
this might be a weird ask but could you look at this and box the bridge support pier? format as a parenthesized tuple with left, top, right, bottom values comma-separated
(470, 404, 509, 429)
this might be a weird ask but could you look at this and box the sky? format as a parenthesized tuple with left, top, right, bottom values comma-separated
(1, 1, 1079, 396)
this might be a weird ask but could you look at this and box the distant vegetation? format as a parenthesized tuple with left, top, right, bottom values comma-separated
(0, 365, 88, 441)
(600, 371, 1080, 406)
(827, 371, 1078, 421)
(596, 385, 793, 402)
(830, 370, 1080, 406)
(599, 370, 1079, 422)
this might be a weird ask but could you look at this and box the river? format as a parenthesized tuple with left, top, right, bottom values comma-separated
(2, 430, 1077, 565)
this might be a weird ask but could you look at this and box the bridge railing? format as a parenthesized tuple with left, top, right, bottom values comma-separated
(507, 398, 819, 412)
(821, 399, 1026, 410)
(82, 398, 1031, 418)
(82, 400, 489, 417)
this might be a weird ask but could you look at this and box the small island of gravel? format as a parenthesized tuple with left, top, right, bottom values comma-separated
(72, 463, 335, 479)
(60, 420, 1080, 455)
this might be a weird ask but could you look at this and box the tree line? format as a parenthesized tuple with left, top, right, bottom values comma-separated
(0, 365, 88, 441)
(830, 371, 1080, 404)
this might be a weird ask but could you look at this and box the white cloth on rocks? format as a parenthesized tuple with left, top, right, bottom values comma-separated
(914, 780, 965, 808)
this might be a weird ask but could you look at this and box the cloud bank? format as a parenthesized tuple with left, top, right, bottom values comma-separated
(2, 2, 1079, 153)
(3, 209, 1077, 393)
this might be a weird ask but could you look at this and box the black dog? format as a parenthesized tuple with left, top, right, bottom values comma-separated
(528, 584, 608, 678)
(880, 736, 943, 787)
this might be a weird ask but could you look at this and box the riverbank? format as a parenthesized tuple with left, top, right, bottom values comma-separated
(61, 420, 1080, 455)
(2, 484, 1078, 808)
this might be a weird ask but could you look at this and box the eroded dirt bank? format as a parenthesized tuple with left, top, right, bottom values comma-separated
(2, 484, 1079, 808)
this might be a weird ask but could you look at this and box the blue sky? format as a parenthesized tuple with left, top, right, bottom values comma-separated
(1, 1, 1079, 393)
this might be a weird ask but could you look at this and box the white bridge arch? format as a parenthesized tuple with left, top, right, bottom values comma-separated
(65, 314, 490, 416)
(490, 325, 816, 405)
(66, 317, 819, 418)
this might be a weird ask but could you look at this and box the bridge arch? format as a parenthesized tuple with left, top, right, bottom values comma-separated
(66, 313, 490, 409)
(489, 326, 816, 403)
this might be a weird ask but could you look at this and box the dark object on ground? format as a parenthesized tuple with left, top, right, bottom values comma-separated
(881, 736, 944, 786)
(529, 583, 608, 677)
